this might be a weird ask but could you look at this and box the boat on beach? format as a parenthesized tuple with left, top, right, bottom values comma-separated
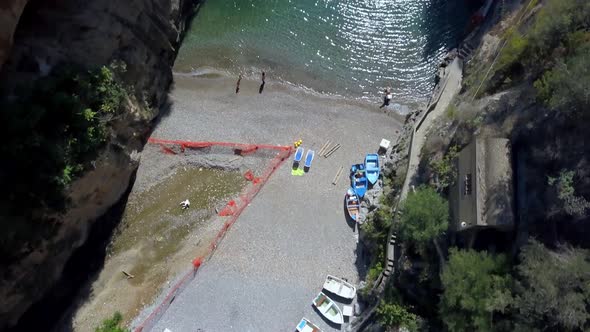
(296, 317, 324, 332)
(323, 275, 357, 299)
(350, 164, 368, 198)
(312, 292, 344, 325)
(365, 153, 380, 185)
(345, 188, 360, 222)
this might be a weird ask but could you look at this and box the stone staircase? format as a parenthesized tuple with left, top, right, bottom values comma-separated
(457, 41, 476, 62)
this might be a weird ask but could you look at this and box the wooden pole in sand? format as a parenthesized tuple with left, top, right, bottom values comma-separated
(332, 166, 344, 185)
(318, 140, 331, 156)
(324, 144, 341, 158)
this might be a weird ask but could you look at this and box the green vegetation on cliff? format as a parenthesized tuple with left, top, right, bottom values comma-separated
(512, 240, 590, 331)
(493, 0, 590, 107)
(440, 249, 512, 332)
(95, 312, 129, 332)
(398, 186, 448, 251)
(0, 64, 126, 259)
(367, 1, 590, 331)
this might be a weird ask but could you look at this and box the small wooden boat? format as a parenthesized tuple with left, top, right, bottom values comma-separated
(294, 147, 304, 163)
(312, 292, 344, 325)
(365, 153, 380, 185)
(323, 275, 357, 299)
(350, 164, 368, 198)
(296, 317, 323, 332)
(345, 188, 360, 221)
(304, 150, 315, 168)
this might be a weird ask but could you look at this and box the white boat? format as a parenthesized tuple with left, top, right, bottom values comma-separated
(312, 292, 344, 325)
(296, 317, 323, 332)
(323, 275, 356, 299)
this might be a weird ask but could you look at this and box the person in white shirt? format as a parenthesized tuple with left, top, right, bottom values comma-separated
(379, 87, 392, 108)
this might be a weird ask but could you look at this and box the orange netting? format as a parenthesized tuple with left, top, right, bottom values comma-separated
(134, 138, 292, 332)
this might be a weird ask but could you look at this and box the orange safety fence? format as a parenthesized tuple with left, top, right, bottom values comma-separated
(133, 139, 292, 332)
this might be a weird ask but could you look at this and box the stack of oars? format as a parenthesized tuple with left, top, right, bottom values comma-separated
(317, 140, 341, 158)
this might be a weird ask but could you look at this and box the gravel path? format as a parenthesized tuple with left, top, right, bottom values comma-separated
(139, 75, 404, 332)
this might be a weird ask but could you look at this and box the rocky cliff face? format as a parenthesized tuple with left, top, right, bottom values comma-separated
(0, 0, 28, 69)
(0, 0, 198, 328)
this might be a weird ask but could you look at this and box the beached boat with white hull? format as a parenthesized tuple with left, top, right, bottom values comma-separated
(323, 275, 356, 299)
(296, 317, 323, 332)
(312, 292, 344, 324)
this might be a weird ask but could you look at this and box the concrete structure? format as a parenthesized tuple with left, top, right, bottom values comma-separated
(450, 138, 514, 231)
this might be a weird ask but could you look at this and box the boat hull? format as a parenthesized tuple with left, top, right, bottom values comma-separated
(345, 189, 359, 221)
(296, 317, 323, 332)
(323, 275, 357, 299)
(312, 292, 344, 325)
(365, 153, 380, 185)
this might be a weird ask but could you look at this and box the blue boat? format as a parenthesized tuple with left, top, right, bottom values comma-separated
(350, 164, 368, 198)
(365, 153, 380, 185)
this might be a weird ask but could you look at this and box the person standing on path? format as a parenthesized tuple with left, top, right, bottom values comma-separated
(379, 87, 392, 108)
(259, 71, 266, 94)
(236, 74, 242, 94)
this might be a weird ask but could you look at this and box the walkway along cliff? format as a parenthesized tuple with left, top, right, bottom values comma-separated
(0, 0, 200, 329)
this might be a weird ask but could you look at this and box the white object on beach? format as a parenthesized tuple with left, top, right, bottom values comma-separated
(164, 329, 172, 332)
(180, 199, 190, 209)
(323, 275, 357, 299)
(342, 305, 354, 317)
(380, 138, 391, 151)
(312, 292, 344, 325)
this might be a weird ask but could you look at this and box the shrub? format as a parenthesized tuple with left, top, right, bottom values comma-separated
(496, 28, 529, 72)
(361, 196, 393, 247)
(398, 187, 449, 250)
(547, 169, 590, 217)
(95, 312, 129, 332)
(513, 240, 590, 330)
(440, 249, 513, 332)
(0, 64, 127, 261)
(0, 64, 126, 213)
(430, 145, 459, 189)
(534, 39, 590, 116)
(377, 301, 418, 331)
(445, 104, 458, 120)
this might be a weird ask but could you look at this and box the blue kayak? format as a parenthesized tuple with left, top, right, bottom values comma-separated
(350, 164, 368, 198)
(365, 153, 380, 185)
(293, 147, 304, 163)
(304, 150, 315, 168)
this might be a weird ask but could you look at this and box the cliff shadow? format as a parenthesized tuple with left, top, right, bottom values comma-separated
(5, 171, 137, 332)
(420, 0, 479, 62)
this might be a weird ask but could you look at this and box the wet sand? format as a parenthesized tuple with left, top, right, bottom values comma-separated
(129, 74, 405, 332)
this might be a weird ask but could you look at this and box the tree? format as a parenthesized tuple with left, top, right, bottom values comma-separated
(534, 39, 590, 117)
(430, 145, 459, 189)
(440, 248, 512, 332)
(547, 169, 590, 218)
(513, 240, 590, 331)
(398, 186, 449, 248)
(377, 301, 418, 331)
(95, 312, 129, 332)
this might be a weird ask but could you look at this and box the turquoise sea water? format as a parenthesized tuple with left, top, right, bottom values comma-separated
(175, 0, 476, 103)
